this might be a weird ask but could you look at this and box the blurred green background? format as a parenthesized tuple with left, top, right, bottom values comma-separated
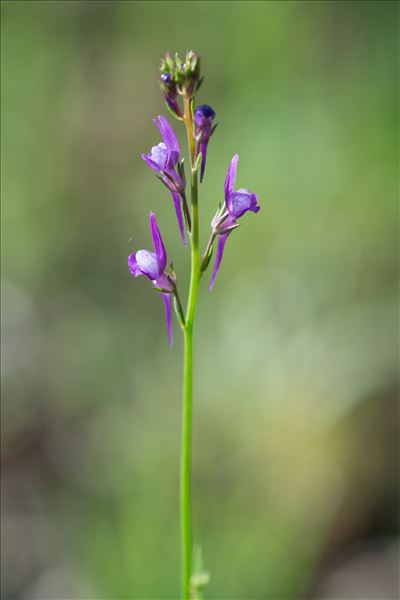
(1, 1, 398, 599)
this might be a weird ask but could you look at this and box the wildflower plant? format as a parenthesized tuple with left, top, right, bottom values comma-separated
(128, 51, 260, 599)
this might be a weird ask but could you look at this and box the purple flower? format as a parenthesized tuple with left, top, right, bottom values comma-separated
(141, 116, 190, 244)
(128, 212, 175, 347)
(194, 104, 216, 182)
(209, 154, 260, 290)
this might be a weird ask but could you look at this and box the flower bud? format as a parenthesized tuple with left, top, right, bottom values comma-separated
(194, 105, 216, 143)
(194, 104, 216, 182)
(182, 50, 201, 96)
(159, 64, 182, 118)
(159, 51, 201, 101)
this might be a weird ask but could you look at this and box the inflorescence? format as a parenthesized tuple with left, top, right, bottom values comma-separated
(128, 51, 260, 346)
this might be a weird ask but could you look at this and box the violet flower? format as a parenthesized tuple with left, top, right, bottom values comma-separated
(194, 104, 216, 182)
(208, 154, 260, 290)
(141, 116, 190, 244)
(128, 212, 176, 347)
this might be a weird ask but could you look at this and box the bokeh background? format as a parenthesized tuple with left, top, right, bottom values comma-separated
(1, 1, 398, 599)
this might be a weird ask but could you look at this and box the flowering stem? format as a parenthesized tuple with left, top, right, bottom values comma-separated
(183, 95, 196, 168)
(181, 96, 200, 600)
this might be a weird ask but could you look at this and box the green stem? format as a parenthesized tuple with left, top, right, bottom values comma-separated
(181, 325, 193, 599)
(181, 96, 200, 600)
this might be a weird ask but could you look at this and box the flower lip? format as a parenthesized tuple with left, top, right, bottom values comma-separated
(148, 143, 168, 170)
(228, 189, 260, 219)
(134, 250, 161, 280)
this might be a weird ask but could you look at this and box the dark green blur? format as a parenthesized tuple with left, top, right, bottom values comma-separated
(1, 1, 398, 599)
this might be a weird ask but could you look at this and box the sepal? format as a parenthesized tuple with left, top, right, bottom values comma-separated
(195, 76, 204, 92)
(218, 222, 240, 235)
(153, 284, 174, 293)
(193, 151, 203, 174)
(169, 262, 177, 280)
(200, 245, 213, 274)
(177, 159, 186, 186)
(173, 295, 185, 329)
(155, 173, 174, 193)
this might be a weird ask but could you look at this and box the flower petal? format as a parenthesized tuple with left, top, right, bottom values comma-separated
(141, 153, 162, 174)
(128, 253, 140, 277)
(224, 154, 239, 205)
(194, 104, 216, 126)
(250, 193, 261, 213)
(134, 249, 160, 280)
(154, 273, 175, 293)
(148, 143, 168, 170)
(227, 189, 253, 218)
(160, 293, 173, 347)
(235, 189, 260, 214)
(171, 192, 187, 245)
(209, 233, 229, 291)
(154, 115, 180, 166)
(150, 212, 167, 274)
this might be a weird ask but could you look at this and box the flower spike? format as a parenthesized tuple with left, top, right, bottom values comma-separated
(128, 51, 263, 598)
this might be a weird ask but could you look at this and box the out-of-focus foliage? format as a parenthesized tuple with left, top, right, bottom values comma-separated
(1, 1, 398, 599)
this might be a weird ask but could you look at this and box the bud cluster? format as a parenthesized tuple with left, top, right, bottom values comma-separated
(159, 51, 202, 118)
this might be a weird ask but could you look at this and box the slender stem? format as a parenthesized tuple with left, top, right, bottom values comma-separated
(180, 95, 200, 600)
(183, 95, 196, 167)
(181, 324, 193, 599)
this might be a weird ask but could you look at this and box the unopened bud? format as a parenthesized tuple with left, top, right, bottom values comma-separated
(159, 50, 202, 104)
